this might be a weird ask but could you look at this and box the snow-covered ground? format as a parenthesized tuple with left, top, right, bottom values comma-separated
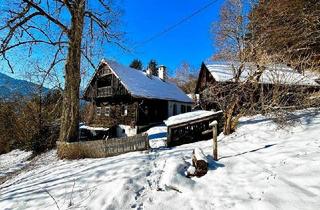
(1, 109, 320, 210)
(0, 150, 32, 178)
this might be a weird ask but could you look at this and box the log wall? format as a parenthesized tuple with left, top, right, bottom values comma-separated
(91, 101, 138, 128)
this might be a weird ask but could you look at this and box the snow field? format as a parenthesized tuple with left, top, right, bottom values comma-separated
(0, 109, 319, 210)
(0, 150, 32, 178)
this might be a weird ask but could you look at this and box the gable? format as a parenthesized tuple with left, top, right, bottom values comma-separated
(195, 63, 216, 94)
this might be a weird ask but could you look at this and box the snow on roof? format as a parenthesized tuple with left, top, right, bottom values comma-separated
(80, 125, 109, 131)
(102, 59, 192, 103)
(204, 62, 319, 86)
(164, 110, 222, 126)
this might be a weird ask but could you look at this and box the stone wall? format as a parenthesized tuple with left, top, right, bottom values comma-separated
(57, 133, 148, 159)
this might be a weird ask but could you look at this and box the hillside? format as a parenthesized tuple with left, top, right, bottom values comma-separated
(0, 109, 319, 210)
(0, 72, 49, 98)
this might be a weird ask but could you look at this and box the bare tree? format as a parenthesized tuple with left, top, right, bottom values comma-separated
(248, 0, 320, 73)
(210, 0, 258, 134)
(0, 0, 124, 143)
(206, 0, 318, 135)
(173, 62, 197, 94)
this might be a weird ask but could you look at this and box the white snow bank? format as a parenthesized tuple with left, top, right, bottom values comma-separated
(147, 126, 167, 148)
(165, 110, 222, 126)
(193, 148, 208, 162)
(146, 125, 167, 136)
(159, 157, 195, 193)
(0, 150, 32, 177)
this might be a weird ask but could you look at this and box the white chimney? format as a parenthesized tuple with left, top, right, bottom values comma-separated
(146, 68, 152, 77)
(158, 65, 167, 81)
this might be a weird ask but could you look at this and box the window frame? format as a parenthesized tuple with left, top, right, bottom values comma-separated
(105, 106, 111, 116)
(181, 105, 186, 113)
(121, 105, 128, 116)
(96, 107, 102, 116)
(173, 104, 177, 115)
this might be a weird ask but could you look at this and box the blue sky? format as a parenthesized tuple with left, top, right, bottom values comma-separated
(0, 0, 223, 83)
(107, 0, 223, 75)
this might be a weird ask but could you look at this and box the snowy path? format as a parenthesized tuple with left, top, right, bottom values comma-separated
(0, 109, 320, 210)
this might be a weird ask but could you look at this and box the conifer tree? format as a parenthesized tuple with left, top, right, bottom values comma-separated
(148, 59, 158, 76)
(129, 59, 143, 70)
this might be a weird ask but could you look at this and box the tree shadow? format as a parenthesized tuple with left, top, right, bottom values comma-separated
(218, 144, 277, 161)
(239, 109, 320, 128)
(206, 155, 225, 170)
(238, 118, 273, 126)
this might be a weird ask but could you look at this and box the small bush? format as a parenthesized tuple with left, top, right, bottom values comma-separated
(31, 124, 59, 155)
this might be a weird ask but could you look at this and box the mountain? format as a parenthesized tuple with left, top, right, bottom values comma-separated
(0, 72, 49, 98)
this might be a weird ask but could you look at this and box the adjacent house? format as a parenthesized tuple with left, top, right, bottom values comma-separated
(195, 62, 320, 110)
(83, 59, 193, 137)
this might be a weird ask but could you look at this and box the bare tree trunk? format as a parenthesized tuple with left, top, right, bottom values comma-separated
(59, 2, 85, 142)
(223, 96, 238, 135)
(224, 112, 232, 135)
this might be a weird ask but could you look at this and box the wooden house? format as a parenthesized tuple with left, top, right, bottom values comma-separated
(195, 62, 320, 110)
(83, 59, 193, 137)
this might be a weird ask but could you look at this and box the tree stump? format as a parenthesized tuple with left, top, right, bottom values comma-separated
(191, 148, 208, 177)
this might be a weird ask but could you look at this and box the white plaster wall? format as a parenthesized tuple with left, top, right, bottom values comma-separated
(116, 124, 137, 137)
(168, 101, 192, 117)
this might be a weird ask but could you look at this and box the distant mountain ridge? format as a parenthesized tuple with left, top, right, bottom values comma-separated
(0, 72, 49, 98)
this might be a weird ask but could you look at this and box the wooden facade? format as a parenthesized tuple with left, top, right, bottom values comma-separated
(83, 61, 193, 136)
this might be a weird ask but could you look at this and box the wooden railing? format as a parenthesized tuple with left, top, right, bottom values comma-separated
(97, 86, 113, 97)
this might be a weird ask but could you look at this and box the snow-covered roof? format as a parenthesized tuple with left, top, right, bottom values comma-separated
(164, 110, 222, 126)
(100, 59, 192, 103)
(204, 62, 319, 86)
(80, 125, 109, 131)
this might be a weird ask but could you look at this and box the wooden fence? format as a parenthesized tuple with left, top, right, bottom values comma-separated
(167, 112, 223, 147)
(57, 133, 148, 159)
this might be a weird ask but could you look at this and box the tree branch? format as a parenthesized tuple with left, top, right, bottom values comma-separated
(22, 0, 69, 34)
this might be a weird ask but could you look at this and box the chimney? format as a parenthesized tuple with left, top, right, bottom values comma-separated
(158, 65, 167, 81)
(146, 68, 152, 77)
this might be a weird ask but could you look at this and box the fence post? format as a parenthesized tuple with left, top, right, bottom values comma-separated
(209, 120, 218, 161)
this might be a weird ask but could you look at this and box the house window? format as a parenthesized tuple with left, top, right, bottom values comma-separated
(144, 105, 149, 115)
(181, 105, 186, 113)
(96, 107, 101, 116)
(121, 105, 128, 116)
(173, 104, 177, 115)
(105, 106, 110, 116)
(187, 106, 191, 112)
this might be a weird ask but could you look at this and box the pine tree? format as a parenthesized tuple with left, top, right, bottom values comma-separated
(129, 59, 143, 70)
(148, 59, 158, 76)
